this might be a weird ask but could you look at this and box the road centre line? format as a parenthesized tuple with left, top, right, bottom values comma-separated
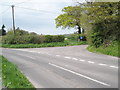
(79, 60, 85, 62)
(72, 58, 78, 60)
(88, 61, 95, 64)
(64, 56, 71, 59)
(49, 63, 110, 87)
(15, 50, 118, 69)
(109, 66, 118, 69)
(56, 55, 60, 57)
(98, 63, 107, 66)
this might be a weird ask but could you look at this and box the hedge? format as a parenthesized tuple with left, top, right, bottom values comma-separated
(1, 35, 64, 44)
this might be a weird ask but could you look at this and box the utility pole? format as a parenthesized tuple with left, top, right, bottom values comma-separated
(11, 5, 15, 35)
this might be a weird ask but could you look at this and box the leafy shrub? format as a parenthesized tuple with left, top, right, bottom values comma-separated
(52, 35, 65, 42)
(2, 35, 64, 44)
(91, 31, 103, 48)
(2, 35, 15, 44)
(44, 35, 53, 43)
(87, 17, 119, 48)
(44, 35, 64, 43)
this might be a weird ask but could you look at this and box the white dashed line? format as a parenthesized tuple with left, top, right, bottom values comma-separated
(79, 60, 85, 62)
(49, 63, 110, 87)
(28, 56, 35, 59)
(64, 56, 71, 59)
(88, 61, 95, 64)
(56, 55, 60, 57)
(72, 58, 78, 61)
(109, 66, 118, 69)
(98, 63, 107, 66)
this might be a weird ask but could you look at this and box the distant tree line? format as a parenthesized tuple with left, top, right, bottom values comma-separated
(1, 28, 64, 44)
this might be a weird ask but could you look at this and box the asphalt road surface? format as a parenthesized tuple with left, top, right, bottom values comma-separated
(1, 45, 118, 88)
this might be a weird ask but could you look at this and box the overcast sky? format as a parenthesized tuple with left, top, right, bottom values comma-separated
(0, 0, 85, 35)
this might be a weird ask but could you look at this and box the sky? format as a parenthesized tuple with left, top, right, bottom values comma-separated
(0, 0, 86, 35)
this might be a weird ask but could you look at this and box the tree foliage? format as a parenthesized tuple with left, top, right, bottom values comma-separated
(84, 2, 119, 47)
(0, 25, 6, 36)
(55, 6, 82, 34)
(55, 1, 119, 47)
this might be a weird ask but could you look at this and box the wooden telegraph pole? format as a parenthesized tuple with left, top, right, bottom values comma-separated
(11, 5, 15, 35)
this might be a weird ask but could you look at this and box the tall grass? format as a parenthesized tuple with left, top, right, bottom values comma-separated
(87, 41, 119, 57)
(1, 56, 35, 88)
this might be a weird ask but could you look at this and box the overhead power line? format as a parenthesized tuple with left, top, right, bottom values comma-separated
(14, 0, 32, 5)
(0, 7, 10, 15)
(0, 3, 11, 6)
(16, 6, 60, 15)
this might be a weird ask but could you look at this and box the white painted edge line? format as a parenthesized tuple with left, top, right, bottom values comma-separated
(98, 63, 107, 66)
(49, 63, 110, 87)
(88, 61, 95, 64)
(72, 58, 78, 61)
(79, 60, 85, 62)
(109, 66, 119, 69)
(64, 56, 71, 59)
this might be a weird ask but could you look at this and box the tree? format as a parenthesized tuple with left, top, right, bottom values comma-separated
(55, 6, 82, 34)
(83, 2, 119, 47)
(0, 25, 6, 36)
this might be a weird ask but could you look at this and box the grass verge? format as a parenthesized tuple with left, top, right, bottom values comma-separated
(0, 56, 35, 88)
(87, 41, 119, 57)
(1, 41, 87, 48)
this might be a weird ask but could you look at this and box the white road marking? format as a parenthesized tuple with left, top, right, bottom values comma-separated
(18, 54, 35, 59)
(56, 55, 60, 57)
(98, 63, 107, 66)
(49, 63, 110, 86)
(72, 58, 78, 61)
(88, 61, 95, 64)
(64, 56, 71, 59)
(109, 66, 118, 69)
(79, 60, 85, 62)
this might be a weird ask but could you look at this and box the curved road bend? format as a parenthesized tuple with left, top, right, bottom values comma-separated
(1, 45, 118, 88)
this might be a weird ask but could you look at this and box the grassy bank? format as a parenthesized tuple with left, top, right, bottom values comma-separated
(87, 41, 119, 57)
(1, 40, 87, 48)
(0, 56, 35, 88)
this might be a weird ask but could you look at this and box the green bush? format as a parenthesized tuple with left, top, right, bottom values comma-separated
(2, 35, 64, 44)
(87, 17, 119, 48)
(91, 31, 103, 48)
(44, 35, 53, 43)
(2, 35, 15, 44)
(52, 35, 65, 42)
(44, 35, 64, 43)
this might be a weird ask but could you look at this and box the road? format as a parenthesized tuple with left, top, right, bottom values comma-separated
(1, 45, 118, 88)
